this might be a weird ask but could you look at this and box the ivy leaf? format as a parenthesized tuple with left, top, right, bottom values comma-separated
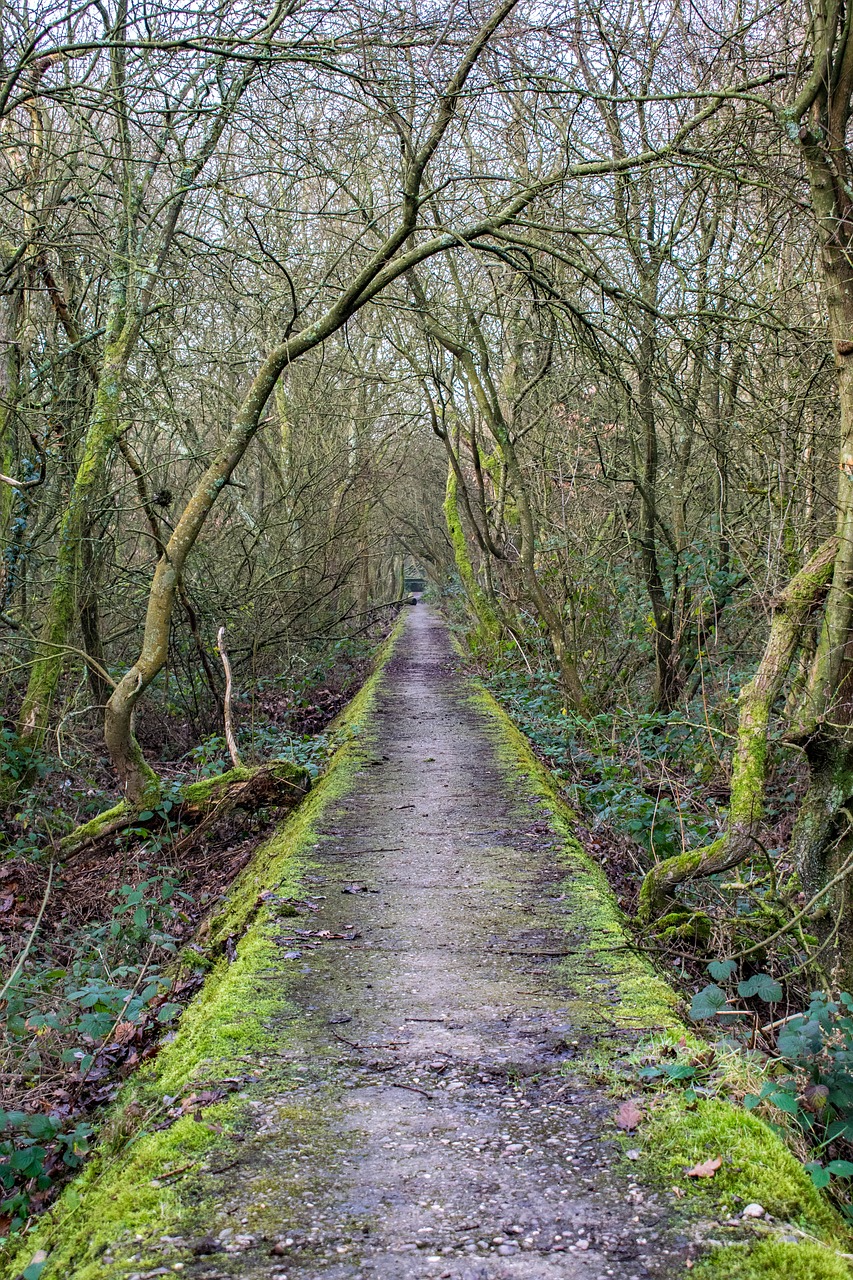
(737, 973, 783, 1003)
(690, 984, 728, 1021)
(707, 959, 737, 981)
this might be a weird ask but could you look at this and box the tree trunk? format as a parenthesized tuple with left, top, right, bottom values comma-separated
(17, 346, 127, 745)
(443, 462, 501, 648)
(638, 537, 837, 921)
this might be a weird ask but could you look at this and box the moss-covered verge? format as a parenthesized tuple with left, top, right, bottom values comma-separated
(468, 681, 680, 1034)
(2, 618, 405, 1280)
(468, 675, 853, 1278)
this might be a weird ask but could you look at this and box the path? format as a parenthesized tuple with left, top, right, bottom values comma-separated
(158, 605, 692, 1280)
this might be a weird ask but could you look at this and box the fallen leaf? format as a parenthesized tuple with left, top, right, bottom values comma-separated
(615, 1100, 643, 1131)
(685, 1155, 722, 1178)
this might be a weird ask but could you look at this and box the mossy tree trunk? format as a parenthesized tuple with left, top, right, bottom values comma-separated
(638, 538, 837, 921)
(17, 339, 129, 745)
(773, 11, 853, 979)
(443, 461, 502, 648)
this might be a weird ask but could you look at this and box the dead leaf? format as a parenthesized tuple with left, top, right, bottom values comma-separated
(615, 1100, 643, 1131)
(685, 1155, 722, 1178)
(114, 1021, 136, 1044)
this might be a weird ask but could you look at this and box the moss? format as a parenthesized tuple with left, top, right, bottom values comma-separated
(467, 663, 853, 1270)
(467, 680, 681, 1033)
(180, 758, 308, 807)
(443, 464, 500, 649)
(694, 1239, 852, 1279)
(2, 615, 406, 1280)
(641, 1096, 844, 1237)
(59, 761, 309, 856)
(58, 801, 128, 852)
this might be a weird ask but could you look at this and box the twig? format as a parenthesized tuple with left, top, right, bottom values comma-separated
(217, 625, 242, 767)
(356, 1081, 433, 1100)
(0, 860, 53, 1003)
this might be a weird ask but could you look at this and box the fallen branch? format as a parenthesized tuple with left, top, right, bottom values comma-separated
(58, 760, 310, 856)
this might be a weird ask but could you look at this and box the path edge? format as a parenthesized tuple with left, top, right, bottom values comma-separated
(2, 612, 408, 1280)
(465, 668, 853, 1277)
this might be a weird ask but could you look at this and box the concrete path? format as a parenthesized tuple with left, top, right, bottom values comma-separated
(175, 604, 688, 1280)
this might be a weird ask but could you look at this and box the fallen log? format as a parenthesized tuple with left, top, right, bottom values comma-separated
(59, 760, 311, 857)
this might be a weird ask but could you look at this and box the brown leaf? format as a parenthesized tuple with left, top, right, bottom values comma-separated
(685, 1155, 722, 1178)
(615, 1100, 643, 1131)
(114, 1021, 136, 1044)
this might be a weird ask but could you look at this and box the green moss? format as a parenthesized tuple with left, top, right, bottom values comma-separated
(465, 663, 853, 1270)
(443, 464, 500, 649)
(59, 761, 309, 856)
(640, 1097, 839, 1231)
(58, 801, 128, 852)
(694, 1239, 852, 1279)
(180, 758, 308, 807)
(2, 615, 406, 1280)
(467, 680, 680, 1033)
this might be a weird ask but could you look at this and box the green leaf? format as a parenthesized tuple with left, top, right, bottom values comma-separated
(806, 1162, 831, 1188)
(662, 1063, 696, 1080)
(707, 959, 737, 981)
(743, 1093, 760, 1110)
(737, 973, 783, 1003)
(137, 810, 154, 821)
(826, 1160, 853, 1178)
(689, 984, 728, 1021)
(156, 1002, 182, 1023)
(770, 1091, 801, 1115)
(10, 1146, 45, 1173)
(22, 1262, 48, 1280)
(25, 1114, 58, 1140)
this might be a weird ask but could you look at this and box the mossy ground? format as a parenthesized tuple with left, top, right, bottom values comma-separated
(694, 1239, 853, 1279)
(2, 618, 404, 1280)
(468, 682, 681, 1034)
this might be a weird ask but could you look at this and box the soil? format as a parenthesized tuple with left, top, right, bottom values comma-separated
(150, 604, 696, 1280)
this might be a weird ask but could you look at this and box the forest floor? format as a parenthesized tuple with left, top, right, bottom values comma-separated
(9, 604, 846, 1280)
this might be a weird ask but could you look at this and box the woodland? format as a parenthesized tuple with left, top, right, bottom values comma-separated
(7, 0, 853, 1250)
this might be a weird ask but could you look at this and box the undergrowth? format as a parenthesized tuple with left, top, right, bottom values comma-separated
(0, 620, 395, 1241)
(477, 641, 853, 1231)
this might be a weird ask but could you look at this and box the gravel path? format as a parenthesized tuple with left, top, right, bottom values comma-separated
(178, 605, 691, 1280)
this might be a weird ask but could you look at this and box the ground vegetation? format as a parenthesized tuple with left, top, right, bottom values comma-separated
(7, 0, 853, 1263)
